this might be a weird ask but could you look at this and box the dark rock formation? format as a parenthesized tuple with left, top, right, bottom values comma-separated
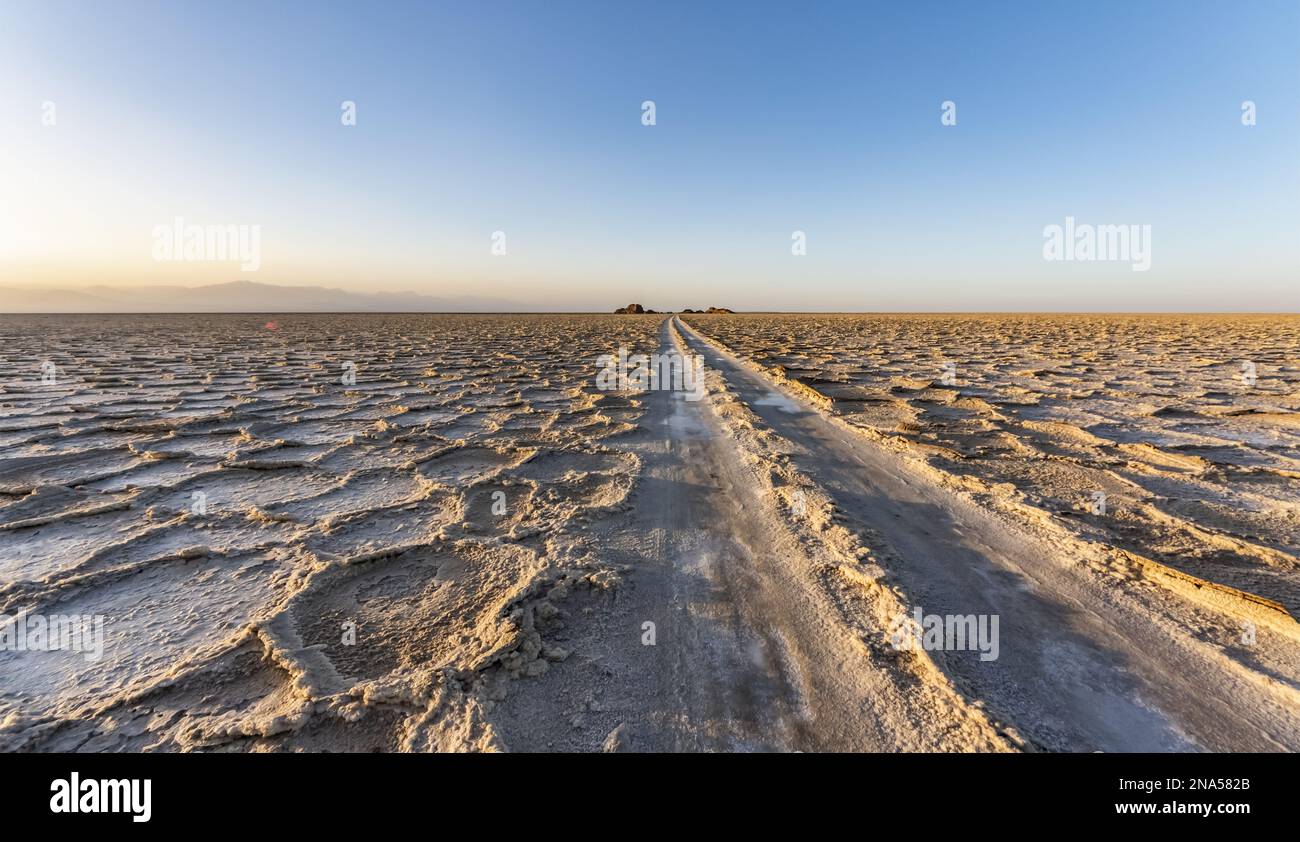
(614, 304, 727, 314)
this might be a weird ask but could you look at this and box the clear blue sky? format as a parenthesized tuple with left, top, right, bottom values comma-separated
(2, 0, 1297, 310)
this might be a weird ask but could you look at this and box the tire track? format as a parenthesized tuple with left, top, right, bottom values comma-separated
(674, 315, 1300, 752)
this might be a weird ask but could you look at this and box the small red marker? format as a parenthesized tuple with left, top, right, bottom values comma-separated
(264, 321, 279, 330)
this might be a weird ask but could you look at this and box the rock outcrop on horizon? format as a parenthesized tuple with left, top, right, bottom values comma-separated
(615, 304, 733, 314)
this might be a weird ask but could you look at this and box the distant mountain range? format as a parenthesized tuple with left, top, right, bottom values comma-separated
(0, 281, 531, 313)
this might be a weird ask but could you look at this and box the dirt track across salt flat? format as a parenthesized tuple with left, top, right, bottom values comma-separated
(665, 316, 1300, 752)
(490, 317, 1010, 751)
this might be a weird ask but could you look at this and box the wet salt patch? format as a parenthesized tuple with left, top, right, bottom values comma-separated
(0, 551, 291, 721)
(753, 392, 802, 413)
(662, 395, 708, 438)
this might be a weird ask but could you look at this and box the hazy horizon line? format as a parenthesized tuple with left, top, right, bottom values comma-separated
(4, 310, 1298, 317)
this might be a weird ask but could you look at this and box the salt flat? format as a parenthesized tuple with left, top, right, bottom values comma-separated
(0, 314, 658, 750)
(0, 313, 1297, 752)
(688, 314, 1300, 614)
